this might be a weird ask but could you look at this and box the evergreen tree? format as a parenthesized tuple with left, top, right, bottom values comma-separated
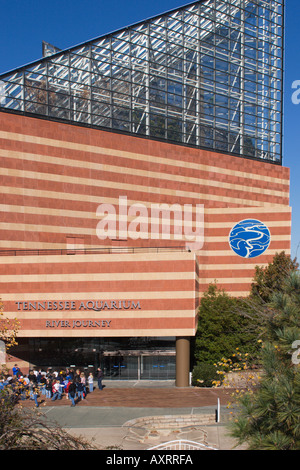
(230, 272, 300, 450)
(250, 251, 298, 303)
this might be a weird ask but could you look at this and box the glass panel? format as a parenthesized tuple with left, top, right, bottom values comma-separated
(0, 0, 284, 163)
(141, 356, 176, 380)
(22, 337, 176, 381)
(102, 355, 138, 380)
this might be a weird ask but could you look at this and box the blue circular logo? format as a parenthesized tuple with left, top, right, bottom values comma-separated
(229, 219, 271, 259)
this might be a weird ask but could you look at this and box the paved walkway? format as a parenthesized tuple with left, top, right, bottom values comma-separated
(21, 381, 244, 450)
(31, 381, 233, 408)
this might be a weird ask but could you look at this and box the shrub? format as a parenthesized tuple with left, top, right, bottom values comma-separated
(191, 363, 220, 387)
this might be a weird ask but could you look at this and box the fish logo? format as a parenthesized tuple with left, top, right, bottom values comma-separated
(229, 219, 271, 258)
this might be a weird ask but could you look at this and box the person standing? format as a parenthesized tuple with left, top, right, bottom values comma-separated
(12, 364, 20, 378)
(29, 380, 39, 407)
(40, 374, 47, 396)
(80, 372, 87, 397)
(28, 369, 37, 383)
(68, 381, 77, 407)
(63, 377, 69, 399)
(88, 372, 94, 393)
(45, 378, 52, 399)
(76, 380, 85, 400)
(97, 367, 103, 390)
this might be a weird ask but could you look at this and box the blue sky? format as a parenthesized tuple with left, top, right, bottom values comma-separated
(0, 0, 299, 260)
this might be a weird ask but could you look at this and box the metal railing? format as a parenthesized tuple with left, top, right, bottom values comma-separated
(148, 439, 218, 450)
(0, 245, 187, 257)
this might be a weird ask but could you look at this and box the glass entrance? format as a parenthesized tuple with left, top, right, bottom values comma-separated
(101, 353, 176, 380)
(140, 355, 176, 380)
(23, 337, 176, 380)
(102, 355, 139, 380)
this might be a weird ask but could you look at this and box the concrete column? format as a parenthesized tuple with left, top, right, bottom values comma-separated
(175, 336, 190, 387)
(0, 340, 6, 367)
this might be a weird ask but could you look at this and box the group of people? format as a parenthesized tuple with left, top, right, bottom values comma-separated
(0, 365, 104, 407)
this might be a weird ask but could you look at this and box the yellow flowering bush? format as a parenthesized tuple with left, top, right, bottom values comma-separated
(212, 346, 262, 394)
(0, 299, 19, 352)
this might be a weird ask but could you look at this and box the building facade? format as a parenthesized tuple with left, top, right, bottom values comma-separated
(0, 0, 289, 385)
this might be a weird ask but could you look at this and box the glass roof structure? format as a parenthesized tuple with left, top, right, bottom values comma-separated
(0, 0, 284, 163)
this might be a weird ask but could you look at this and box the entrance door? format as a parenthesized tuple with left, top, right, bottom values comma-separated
(140, 355, 176, 379)
(102, 355, 139, 380)
(101, 354, 175, 380)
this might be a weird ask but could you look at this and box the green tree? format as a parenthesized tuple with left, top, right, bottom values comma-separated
(250, 251, 298, 303)
(229, 271, 300, 450)
(193, 283, 259, 366)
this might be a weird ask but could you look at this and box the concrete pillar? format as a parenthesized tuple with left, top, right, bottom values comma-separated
(175, 336, 190, 387)
(0, 340, 6, 367)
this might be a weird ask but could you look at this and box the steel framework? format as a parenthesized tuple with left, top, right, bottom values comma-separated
(0, 0, 284, 163)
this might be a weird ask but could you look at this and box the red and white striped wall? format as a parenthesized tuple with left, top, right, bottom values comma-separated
(0, 112, 291, 338)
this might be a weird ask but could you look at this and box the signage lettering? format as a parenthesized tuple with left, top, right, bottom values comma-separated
(45, 320, 112, 328)
(15, 300, 141, 329)
(16, 300, 141, 311)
